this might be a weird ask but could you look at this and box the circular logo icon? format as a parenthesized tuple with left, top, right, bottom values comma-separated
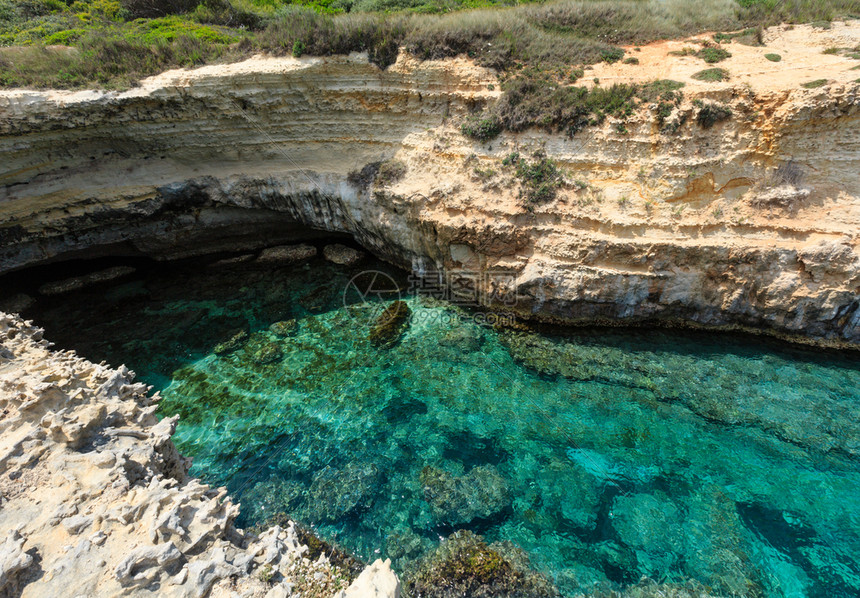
(342, 270, 402, 324)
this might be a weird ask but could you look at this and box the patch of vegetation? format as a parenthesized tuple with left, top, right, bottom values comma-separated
(600, 47, 624, 63)
(696, 46, 731, 63)
(504, 151, 564, 205)
(0, 0, 856, 97)
(764, 52, 781, 62)
(801, 78, 828, 88)
(622, 56, 639, 65)
(822, 46, 841, 54)
(485, 75, 640, 137)
(669, 46, 698, 57)
(464, 76, 687, 139)
(375, 159, 407, 185)
(713, 26, 762, 46)
(638, 79, 685, 101)
(694, 98, 731, 128)
(461, 114, 501, 142)
(692, 67, 730, 82)
(405, 530, 558, 598)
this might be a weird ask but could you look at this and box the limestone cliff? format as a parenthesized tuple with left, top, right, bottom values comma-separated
(1, 22, 859, 346)
(0, 311, 400, 597)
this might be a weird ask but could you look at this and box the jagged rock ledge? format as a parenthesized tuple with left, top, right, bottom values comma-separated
(0, 312, 400, 598)
(1, 23, 859, 347)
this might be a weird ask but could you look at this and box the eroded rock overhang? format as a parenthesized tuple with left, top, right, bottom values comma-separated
(1, 46, 859, 346)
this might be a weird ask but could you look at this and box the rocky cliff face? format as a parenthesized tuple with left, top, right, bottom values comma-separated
(1, 22, 859, 346)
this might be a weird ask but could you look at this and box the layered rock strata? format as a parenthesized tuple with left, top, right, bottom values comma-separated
(1, 22, 859, 345)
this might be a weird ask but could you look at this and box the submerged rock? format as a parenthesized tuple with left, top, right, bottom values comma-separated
(682, 486, 764, 597)
(213, 330, 248, 355)
(268, 319, 297, 338)
(299, 285, 333, 312)
(307, 462, 380, 521)
(38, 266, 136, 295)
(369, 301, 411, 347)
(404, 531, 559, 598)
(537, 459, 603, 530)
(257, 244, 317, 265)
(323, 243, 365, 266)
(610, 492, 685, 574)
(0, 293, 34, 314)
(420, 464, 511, 526)
(251, 341, 284, 365)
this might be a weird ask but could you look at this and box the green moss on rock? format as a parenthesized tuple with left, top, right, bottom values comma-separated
(213, 329, 247, 355)
(405, 531, 559, 598)
(369, 300, 410, 347)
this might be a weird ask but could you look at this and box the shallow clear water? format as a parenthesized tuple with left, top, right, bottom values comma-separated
(15, 254, 860, 597)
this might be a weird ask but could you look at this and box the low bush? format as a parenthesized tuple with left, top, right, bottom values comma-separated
(801, 78, 828, 88)
(461, 114, 501, 142)
(504, 151, 564, 205)
(694, 99, 731, 128)
(696, 46, 731, 63)
(120, 0, 198, 19)
(692, 67, 729, 82)
(764, 53, 781, 62)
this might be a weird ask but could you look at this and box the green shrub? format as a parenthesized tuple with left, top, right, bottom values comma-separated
(764, 53, 781, 62)
(292, 39, 304, 57)
(668, 46, 697, 57)
(461, 114, 501, 142)
(695, 99, 731, 128)
(637, 79, 684, 102)
(600, 47, 624, 63)
(696, 46, 731, 63)
(257, 9, 405, 69)
(491, 75, 638, 137)
(801, 78, 828, 88)
(623, 56, 638, 65)
(505, 152, 563, 205)
(822, 46, 840, 55)
(713, 27, 761, 46)
(692, 67, 729, 82)
(119, 0, 197, 19)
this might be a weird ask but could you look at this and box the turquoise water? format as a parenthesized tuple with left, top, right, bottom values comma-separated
(15, 253, 860, 597)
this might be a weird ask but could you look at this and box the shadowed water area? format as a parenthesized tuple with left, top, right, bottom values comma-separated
(12, 252, 860, 597)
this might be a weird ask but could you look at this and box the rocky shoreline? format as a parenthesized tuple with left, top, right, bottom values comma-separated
(0, 312, 400, 598)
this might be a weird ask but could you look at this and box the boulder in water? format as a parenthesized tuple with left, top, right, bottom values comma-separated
(269, 319, 298, 338)
(404, 530, 559, 598)
(369, 301, 411, 347)
(323, 243, 365, 266)
(257, 244, 317, 265)
(213, 330, 248, 355)
(420, 464, 511, 525)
